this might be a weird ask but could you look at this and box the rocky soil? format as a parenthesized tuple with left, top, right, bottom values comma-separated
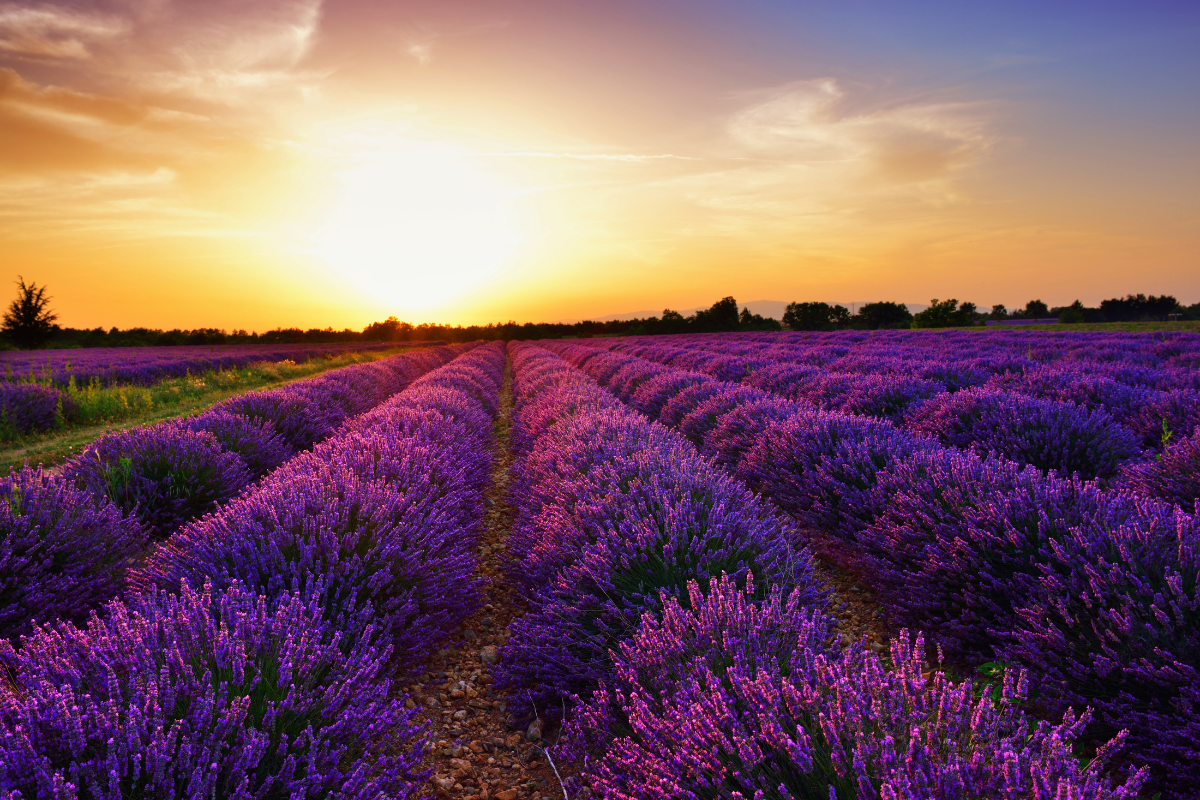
(412, 364, 566, 800)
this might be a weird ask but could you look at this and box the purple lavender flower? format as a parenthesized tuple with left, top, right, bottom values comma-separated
(63, 425, 252, 537)
(0, 383, 74, 436)
(738, 409, 937, 541)
(498, 343, 823, 723)
(178, 408, 294, 476)
(0, 467, 146, 638)
(560, 576, 1146, 799)
(905, 387, 1139, 479)
(859, 447, 1134, 659)
(1003, 503, 1200, 797)
(218, 389, 341, 450)
(0, 581, 428, 799)
(627, 371, 711, 419)
(1119, 425, 1200, 506)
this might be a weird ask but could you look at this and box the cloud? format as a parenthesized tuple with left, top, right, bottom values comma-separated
(484, 151, 696, 162)
(728, 79, 991, 183)
(0, 4, 129, 59)
(407, 41, 433, 66)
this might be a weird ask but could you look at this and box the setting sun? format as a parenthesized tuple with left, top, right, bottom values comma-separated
(315, 146, 523, 310)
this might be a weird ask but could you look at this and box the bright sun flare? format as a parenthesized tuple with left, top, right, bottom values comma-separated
(317, 146, 522, 310)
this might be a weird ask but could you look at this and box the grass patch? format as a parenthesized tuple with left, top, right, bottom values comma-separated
(0, 346, 427, 473)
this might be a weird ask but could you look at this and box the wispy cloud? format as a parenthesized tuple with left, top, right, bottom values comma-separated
(483, 151, 697, 162)
(0, 4, 128, 59)
(728, 79, 991, 183)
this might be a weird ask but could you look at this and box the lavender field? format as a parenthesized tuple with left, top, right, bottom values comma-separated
(1, 331, 1198, 799)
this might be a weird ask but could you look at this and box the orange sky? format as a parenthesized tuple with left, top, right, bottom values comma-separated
(1, 0, 1197, 330)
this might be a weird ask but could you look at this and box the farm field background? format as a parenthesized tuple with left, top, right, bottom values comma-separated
(0, 329, 1197, 799)
(0, 342, 442, 471)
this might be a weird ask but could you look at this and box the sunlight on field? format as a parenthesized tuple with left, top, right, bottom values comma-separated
(316, 146, 523, 309)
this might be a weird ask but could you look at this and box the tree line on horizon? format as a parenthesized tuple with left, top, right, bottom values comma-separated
(3, 277, 1199, 350)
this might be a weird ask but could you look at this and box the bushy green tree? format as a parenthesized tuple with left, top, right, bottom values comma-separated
(692, 296, 741, 332)
(1022, 299, 1050, 318)
(854, 301, 913, 329)
(2, 277, 58, 349)
(783, 302, 851, 331)
(911, 298, 978, 329)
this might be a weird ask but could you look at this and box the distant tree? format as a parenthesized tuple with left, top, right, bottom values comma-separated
(738, 306, 784, 332)
(1023, 299, 1050, 318)
(989, 304, 1008, 320)
(2, 276, 58, 349)
(854, 301, 913, 330)
(783, 302, 850, 331)
(660, 309, 687, 334)
(1100, 294, 1181, 322)
(1057, 300, 1087, 324)
(911, 298, 978, 329)
(691, 297, 741, 332)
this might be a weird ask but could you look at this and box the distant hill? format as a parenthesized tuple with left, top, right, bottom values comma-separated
(558, 300, 929, 324)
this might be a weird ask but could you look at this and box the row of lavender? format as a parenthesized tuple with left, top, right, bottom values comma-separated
(0, 341, 434, 438)
(589, 332, 1200, 503)
(496, 343, 1145, 799)
(1, 341, 414, 387)
(0, 342, 506, 798)
(541, 339, 1197, 797)
(0, 343, 465, 642)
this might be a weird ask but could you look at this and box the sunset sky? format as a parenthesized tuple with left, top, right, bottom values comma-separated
(1, 0, 1197, 330)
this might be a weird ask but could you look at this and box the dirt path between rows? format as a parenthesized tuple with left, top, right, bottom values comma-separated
(411, 358, 565, 800)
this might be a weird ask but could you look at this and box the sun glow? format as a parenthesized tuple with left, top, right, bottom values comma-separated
(316, 146, 523, 310)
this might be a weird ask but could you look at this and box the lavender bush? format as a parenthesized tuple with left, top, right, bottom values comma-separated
(905, 387, 1139, 479)
(218, 389, 341, 451)
(0, 383, 76, 436)
(64, 426, 252, 537)
(178, 408, 293, 476)
(1120, 425, 1200, 506)
(1004, 505, 1200, 796)
(498, 344, 823, 722)
(0, 581, 427, 800)
(0, 467, 145, 638)
(738, 409, 936, 542)
(559, 576, 1147, 800)
(134, 345, 503, 663)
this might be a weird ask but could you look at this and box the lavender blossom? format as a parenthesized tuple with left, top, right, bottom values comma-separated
(63, 425, 252, 537)
(0, 581, 428, 800)
(0, 467, 146, 638)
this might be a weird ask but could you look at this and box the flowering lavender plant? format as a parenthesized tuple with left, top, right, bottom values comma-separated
(559, 576, 1147, 800)
(218, 389, 340, 451)
(1119, 425, 1200, 506)
(64, 425, 252, 537)
(178, 408, 294, 477)
(738, 409, 936, 541)
(0, 383, 75, 436)
(0, 467, 145, 638)
(0, 581, 427, 800)
(498, 344, 823, 723)
(1004, 504, 1200, 797)
(905, 387, 1139, 479)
